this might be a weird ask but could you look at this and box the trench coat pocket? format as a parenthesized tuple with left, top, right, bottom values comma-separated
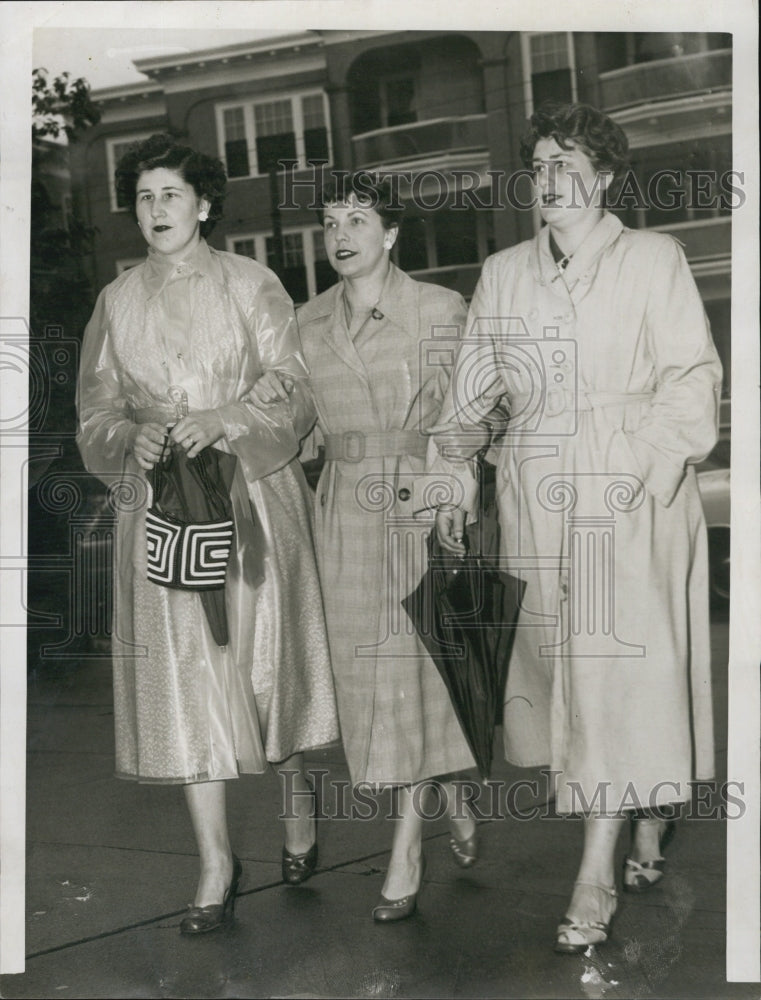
(607, 427, 688, 508)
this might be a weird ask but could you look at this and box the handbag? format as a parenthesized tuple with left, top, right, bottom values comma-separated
(145, 439, 235, 592)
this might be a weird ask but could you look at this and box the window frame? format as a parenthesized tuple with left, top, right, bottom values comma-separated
(106, 133, 153, 213)
(521, 31, 578, 117)
(379, 71, 418, 129)
(215, 90, 332, 180)
(226, 224, 327, 301)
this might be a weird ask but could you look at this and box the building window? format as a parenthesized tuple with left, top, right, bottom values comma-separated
(380, 74, 417, 127)
(223, 106, 249, 178)
(312, 229, 336, 294)
(525, 32, 576, 111)
(397, 209, 483, 273)
(217, 92, 331, 179)
(266, 232, 308, 304)
(301, 94, 330, 164)
(231, 237, 257, 260)
(397, 217, 428, 273)
(227, 227, 336, 303)
(613, 135, 732, 229)
(106, 134, 152, 212)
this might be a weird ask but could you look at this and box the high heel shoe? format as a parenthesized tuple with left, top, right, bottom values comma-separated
(282, 841, 318, 885)
(180, 855, 242, 935)
(555, 880, 618, 954)
(623, 817, 676, 892)
(372, 856, 425, 923)
(449, 827, 478, 868)
(282, 780, 318, 885)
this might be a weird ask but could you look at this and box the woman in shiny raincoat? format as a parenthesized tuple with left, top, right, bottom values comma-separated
(76, 134, 339, 934)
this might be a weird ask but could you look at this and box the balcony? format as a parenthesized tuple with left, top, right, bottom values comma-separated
(352, 115, 488, 170)
(408, 263, 483, 301)
(599, 50, 731, 112)
(650, 216, 731, 265)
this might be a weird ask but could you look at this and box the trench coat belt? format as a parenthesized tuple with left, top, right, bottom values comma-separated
(510, 389, 654, 418)
(132, 406, 178, 425)
(323, 430, 428, 463)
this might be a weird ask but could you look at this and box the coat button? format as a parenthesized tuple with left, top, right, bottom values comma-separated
(320, 494, 326, 507)
(398, 488, 411, 501)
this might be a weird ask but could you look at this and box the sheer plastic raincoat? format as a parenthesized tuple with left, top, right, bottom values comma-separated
(77, 240, 339, 783)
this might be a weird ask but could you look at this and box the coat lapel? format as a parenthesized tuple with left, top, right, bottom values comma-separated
(561, 213, 624, 297)
(311, 283, 369, 382)
(530, 213, 625, 311)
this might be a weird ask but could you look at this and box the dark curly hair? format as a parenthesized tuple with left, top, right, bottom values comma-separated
(115, 133, 227, 237)
(519, 101, 630, 198)
(316, 171, 405, 231)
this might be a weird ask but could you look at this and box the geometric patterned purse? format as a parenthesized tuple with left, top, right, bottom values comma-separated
(145, 508, 234, 589)
(146, 438, 235, 592)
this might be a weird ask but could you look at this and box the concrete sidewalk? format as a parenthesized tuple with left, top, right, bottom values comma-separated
(2, 614, 758, 999)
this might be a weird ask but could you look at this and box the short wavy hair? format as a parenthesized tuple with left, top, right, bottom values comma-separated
(519, 101, 630, 196)
(115, 133, 227, 237)
(317, 171, 405, 231)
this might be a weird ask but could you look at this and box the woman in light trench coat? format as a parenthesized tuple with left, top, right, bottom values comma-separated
(432, 102, 723, 953)
(254, 173, 481, 921)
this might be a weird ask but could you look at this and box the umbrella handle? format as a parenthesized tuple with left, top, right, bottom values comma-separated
(149, 437, 232, 521)
(148, 435, 173, 511)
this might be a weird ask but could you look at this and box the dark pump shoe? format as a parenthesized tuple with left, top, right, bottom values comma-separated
(372, 890, 419, 923)
(372, 856, 425, 923)
(282, 841, 318, 885)
(449, 829, 478, 868)
(180, 856, 242, 935)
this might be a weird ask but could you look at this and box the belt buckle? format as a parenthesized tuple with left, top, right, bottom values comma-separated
(544, 387, 567, 417)
(342, 430, 366, 463)
(168, 385, 189, 420)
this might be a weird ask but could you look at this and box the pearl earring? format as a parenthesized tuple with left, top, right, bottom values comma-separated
(198, 210, 209, 222)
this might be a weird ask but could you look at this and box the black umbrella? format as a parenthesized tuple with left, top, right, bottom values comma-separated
(147, 443, 238, 646)
(402, 532, 525, 780)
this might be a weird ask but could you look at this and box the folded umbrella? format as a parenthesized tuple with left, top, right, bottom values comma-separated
(402, 532, 525, 780)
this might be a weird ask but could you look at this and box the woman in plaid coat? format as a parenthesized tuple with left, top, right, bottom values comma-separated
(254, 173, 479, 921)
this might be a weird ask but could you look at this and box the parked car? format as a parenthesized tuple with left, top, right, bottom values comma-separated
(697, 433, 730, 609)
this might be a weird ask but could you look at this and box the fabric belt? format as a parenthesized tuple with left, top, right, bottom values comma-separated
(323, 430, 428, 463)
(132, 407, 178, 425)
(510, 389, 654, 418)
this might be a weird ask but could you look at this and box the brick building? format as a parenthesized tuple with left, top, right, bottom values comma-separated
(72, 28, 733, 396)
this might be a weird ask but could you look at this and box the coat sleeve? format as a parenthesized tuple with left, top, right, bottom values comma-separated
(216, 270, 318, 483)
(76, 287, 140, 486)
(421, 259, 507, 517)
(608, 237, 723, 507)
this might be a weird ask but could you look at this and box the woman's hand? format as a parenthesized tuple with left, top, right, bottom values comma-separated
(132, 422, 169, 471)
(251, 370, 295, 405)
(436, 506, 467, 557)
(170, 410, 225, 459)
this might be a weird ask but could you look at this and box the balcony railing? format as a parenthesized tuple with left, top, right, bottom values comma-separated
(650, 216, 731, 263)
(352, 115, 488, 169)
(408, 263, 483, 300)
(599, 50, 731, 111)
